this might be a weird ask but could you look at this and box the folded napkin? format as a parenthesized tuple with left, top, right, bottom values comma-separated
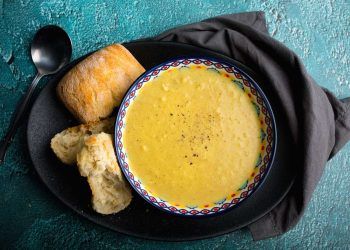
(151, 11, 350, 240)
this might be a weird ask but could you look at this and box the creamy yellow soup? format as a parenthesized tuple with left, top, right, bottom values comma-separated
(123, 66, 261, 207)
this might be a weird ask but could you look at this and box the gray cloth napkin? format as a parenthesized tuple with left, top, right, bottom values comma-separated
(151, 11, 350, 240)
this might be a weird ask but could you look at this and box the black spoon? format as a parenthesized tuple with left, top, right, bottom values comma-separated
(0, 25, 72, 164)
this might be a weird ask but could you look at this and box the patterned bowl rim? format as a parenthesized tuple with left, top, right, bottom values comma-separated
(114, 56, 277, 217)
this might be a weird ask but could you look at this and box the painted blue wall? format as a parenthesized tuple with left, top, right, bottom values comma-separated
(0, 0, 349, 248)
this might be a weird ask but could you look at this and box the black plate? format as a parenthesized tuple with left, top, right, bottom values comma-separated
(27, 41, 295, 241)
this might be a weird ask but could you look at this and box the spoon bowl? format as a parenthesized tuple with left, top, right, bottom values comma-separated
(31, 25, 72, 75)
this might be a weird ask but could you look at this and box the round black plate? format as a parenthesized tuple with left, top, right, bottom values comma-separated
(27, 41, 295, 241)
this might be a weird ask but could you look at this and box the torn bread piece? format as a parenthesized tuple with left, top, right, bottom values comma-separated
(50, 117, 114, 165)
(77, 133, 132, 215)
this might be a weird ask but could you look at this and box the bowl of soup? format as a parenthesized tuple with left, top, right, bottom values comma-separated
(114, 57, 276, 216)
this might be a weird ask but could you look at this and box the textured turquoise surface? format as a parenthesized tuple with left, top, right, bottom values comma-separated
(1, 0, 350, 248)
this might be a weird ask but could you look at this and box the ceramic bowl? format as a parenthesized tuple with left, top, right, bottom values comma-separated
(114, 57, 277, 216)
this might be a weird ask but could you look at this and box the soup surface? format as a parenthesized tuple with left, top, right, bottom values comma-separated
(123, 66, 261, 207)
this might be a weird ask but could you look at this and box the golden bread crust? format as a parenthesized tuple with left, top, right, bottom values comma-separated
(56, 44, 145, 123)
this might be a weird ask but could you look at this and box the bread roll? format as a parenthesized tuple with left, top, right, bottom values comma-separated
(77, 133, 132, 214)
(50, 117, 114, 165)
(57, 44, 145, 123)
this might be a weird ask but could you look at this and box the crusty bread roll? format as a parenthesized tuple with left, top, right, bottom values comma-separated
(57, 44, 145, 123)
(77, 133, 132, 215)
(50, 117, 114, 165)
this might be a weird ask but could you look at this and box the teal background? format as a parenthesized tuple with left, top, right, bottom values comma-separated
(1, 0, 350, 249)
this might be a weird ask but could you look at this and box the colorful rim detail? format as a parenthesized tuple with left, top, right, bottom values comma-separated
(114, 57, 277, 216)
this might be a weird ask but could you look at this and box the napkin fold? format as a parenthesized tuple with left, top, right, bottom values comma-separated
(152, 11, 350, 240)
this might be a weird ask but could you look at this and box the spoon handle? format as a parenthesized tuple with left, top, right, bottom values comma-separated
(0, 73, 43, 164)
